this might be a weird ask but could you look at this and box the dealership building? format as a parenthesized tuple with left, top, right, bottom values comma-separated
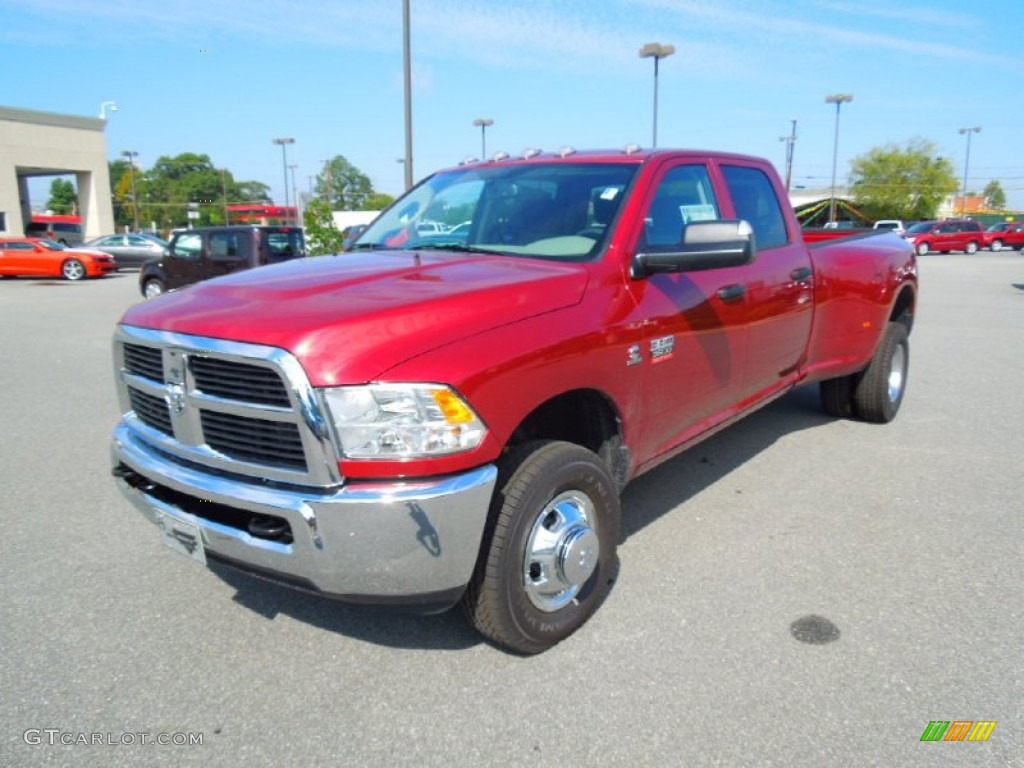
(0, 105, 115, 239)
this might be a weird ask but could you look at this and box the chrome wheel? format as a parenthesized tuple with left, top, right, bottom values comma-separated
(62, 259, 86, 281)
(990, 239, 1003, 252)
(916, 242, 929, 256)
(143, 280, 165, 299)
(523, 491, 600, 612)
(887, 342, 907, 404)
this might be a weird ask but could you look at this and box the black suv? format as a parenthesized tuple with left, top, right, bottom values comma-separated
(139, 226, 306, 298)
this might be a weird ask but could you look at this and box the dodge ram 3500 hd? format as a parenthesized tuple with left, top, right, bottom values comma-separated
(110, 148, 917, 654)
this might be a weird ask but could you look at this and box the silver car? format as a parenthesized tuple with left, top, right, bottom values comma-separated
(81, 233, 168, 268)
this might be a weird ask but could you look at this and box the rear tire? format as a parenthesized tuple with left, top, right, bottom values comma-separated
(990, 239, 1003, 252)
(916, 242, 929, 256)
(820, 373, 859, 418)
(61, 258, 86, 281)
(462, 441, 620, 654)
(853, 322, 909, 423)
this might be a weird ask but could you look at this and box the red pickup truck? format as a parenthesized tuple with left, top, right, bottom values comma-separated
(110, 148, 917, 653)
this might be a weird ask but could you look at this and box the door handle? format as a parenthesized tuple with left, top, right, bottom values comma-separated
(717, 284, 746, 302)
(790, 266, 813, 282)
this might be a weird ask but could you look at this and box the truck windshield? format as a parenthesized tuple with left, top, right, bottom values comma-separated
(353, 162, 639, 261)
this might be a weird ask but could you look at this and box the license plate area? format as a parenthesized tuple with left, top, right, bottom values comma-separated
(156, 509, 207, 565)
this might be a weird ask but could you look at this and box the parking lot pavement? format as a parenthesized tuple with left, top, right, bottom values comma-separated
(2, 255, 1022, 767)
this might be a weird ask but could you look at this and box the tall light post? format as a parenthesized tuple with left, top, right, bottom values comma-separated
(272, 137, 295, 218)
(473, 118, 494, 160)
(288, 163, 300, 225)
(779, 118, 797, 193)
(825, 93, 853, 225)
(958, 126, 981, 216)
(99, 101, 118, 120)
(402, 0, 414, 190)
(121, 150, 140, 232)
(639, 42, 675, 148)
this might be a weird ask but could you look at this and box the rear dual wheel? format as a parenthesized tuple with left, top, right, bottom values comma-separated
(463, 441, 620, 654)
(819, 321, 909, 423)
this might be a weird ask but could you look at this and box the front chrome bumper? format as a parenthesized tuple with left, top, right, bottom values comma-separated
(112, 422, 497, 610)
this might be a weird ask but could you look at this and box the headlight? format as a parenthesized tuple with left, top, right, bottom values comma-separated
(322, 384, 487, 459)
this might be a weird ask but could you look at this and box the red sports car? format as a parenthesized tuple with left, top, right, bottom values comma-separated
(0, 237, 116, 280)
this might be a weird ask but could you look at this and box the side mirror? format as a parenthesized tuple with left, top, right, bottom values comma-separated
(632, 219, 755, 278)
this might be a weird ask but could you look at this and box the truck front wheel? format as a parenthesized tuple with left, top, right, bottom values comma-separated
(853, 321, 909, 423)
(462, 441, 620, 654)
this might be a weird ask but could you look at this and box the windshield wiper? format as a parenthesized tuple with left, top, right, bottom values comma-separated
(411, 243, 501, 254)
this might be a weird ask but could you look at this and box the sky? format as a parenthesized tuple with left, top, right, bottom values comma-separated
(3, 0, 1023, 211)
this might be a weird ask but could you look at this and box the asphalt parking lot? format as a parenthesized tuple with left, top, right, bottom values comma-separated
(2, 253, 1022, 767)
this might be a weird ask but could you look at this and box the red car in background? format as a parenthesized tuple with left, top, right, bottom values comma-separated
(0, 237, 116, 280)
(902, 219, 985, 255)
(984, 221, 1024, 251)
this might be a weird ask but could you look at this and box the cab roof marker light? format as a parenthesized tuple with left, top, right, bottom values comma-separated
(491, 151, 511, 162)
(460, 156, 479, 165)
(624, 143, 643, 155)
(558, 146, 577, 158)
(523, 148, 543, 159)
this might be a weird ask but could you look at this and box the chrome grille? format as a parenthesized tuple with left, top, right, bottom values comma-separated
(114, 326, 340, 486)
(123, 343, 164, 381)
(200, 411, 306, 470)
(128, 389, 172, 435)
(190, 357, 290, 406)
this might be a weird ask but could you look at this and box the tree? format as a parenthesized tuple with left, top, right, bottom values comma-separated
(315, 155, 377, 210)
(302, 198, 346, 255)
(983, 180, 1006, 210)
(112, 153, 272, 232)
(849, 139, 959, 221)
(46, 178, 77, 214)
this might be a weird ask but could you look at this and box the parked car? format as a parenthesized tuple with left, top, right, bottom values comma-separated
(873, 219, 906, 236)
(902, 219, 984, 255)
(0, 237, 116, 280)
(82, 233, 168, 268)
(25, 219, 84, 246)
(983, 221, 1024, 251)
(139, 225, 306, 298)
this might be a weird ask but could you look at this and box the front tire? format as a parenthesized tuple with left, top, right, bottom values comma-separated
(142, 279, 165, 299)
(916, 242, 929, 256)
(990, 239, 1003, 252)
(853, 322, 909, 423)
(462, 441, 620, 654)
(61, 258, 86, 281)
(965, 241, 979, 254)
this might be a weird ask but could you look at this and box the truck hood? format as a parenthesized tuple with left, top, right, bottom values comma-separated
(121, 251, 589, 384)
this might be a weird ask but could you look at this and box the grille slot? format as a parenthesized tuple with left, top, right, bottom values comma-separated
(129, 389, 172, 435)
(200, 410, 307, 470)
(123, 343, 164, 381)
(190, 357, 291, 407)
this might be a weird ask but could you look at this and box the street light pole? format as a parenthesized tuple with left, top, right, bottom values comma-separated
(288, 163, 300, 226)
(473, 118, 494, 160)
(272, 138, 295, 221)
(779, 118, 797, 193)
(121, 150, 140, 232)
(639, 42, 675, 148)
(402, 0, 414, 190)
(958, 126, 981, 216)
(825, 93, 853, 225)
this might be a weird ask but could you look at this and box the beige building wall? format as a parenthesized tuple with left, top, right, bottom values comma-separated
(0, 105, 115, 239)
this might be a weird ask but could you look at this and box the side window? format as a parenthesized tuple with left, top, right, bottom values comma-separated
(641, 164, 720, 249)
(170, 233, 202, 259)
(721, 165, 788, 250)
(208, 232, 242, 260)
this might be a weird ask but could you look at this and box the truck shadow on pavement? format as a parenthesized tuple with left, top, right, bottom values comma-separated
(212, 383, 834, 652)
